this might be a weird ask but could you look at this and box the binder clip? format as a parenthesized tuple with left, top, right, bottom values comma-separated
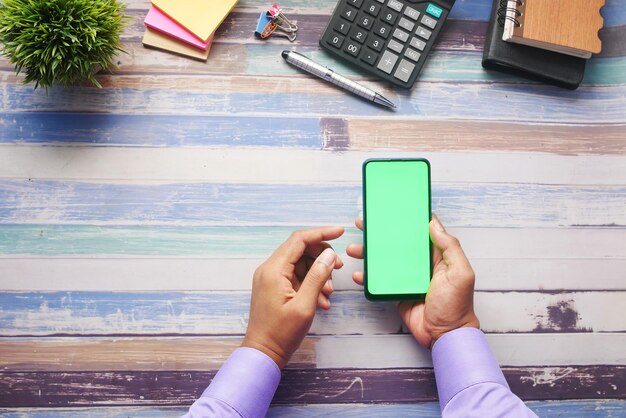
(254, 4, 298, 42)
(268, 4, 298, 32)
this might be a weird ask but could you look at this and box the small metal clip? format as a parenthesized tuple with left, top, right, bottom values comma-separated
(268, 4, 298, 32)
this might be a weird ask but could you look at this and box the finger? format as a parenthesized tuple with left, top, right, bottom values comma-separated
(305, 243, 345, 269)
(275, 227, 345, 265)
(321, 278, 334, 296)
(430, 214, 472, 274)
(352, 270, 364, 285)
(346, 243, 363, 259)
(294, 248, 336, 311)
(317, 292, 331, 310)
(355, 217, 364, 231)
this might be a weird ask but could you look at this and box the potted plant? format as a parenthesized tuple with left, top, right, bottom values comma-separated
(0, 0, 127, 89)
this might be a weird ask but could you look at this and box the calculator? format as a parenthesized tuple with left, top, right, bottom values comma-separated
(320, 0, 455, 88)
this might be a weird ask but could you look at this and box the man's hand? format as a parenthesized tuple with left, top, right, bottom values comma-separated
(347, 214, 479, 349)
(242, 226, 345, 369)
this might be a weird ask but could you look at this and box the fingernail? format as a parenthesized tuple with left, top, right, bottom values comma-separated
(432, 216, 445, 232)
(328, 280, 334, 292)
(318, 248, 336, 267)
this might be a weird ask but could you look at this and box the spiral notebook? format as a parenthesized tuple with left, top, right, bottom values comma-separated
(502, 0, 605, 59)
(482, 0, 586, 89)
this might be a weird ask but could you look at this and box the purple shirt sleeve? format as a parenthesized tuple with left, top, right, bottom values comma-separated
(432, 327, 538, 417)
(182, 347, 281, 418)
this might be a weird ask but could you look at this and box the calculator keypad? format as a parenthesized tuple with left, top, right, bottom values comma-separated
(321, 0, 451, 88)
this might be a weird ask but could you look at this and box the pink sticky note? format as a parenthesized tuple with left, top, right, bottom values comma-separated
(144, 5, 212, 51)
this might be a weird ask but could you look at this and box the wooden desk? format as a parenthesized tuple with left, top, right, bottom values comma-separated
(1, 0, 624, 415)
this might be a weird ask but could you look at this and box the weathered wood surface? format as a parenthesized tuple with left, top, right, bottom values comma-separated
(0, 0, 624, 413)
(0, 367, 623, 406)
(1, 400, 626, 417)
(0, 291, 624, 335)
(1, 334, 624, 371)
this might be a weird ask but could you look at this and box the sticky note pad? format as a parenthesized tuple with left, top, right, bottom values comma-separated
(151, 0, 238, 42)
(144, 5, 212, 51)
(142, 28, 210, 61)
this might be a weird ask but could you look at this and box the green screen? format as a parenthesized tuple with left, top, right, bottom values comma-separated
(364, 159, 431, 297)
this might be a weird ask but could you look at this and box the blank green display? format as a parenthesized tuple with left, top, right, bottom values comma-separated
(364, 159, 431, 298)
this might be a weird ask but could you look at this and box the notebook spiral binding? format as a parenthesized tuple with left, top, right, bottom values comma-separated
(496, 0, 524, 27)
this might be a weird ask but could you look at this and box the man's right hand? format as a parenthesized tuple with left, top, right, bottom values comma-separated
(346, 214, 480, 349)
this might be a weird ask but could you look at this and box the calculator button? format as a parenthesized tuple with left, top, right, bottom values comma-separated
(398, 17, 415, 32)
(387, 0, 403, 12)
(327, 34, 345, 49)
(367, 36, 384, 51)
(342, 5, 358, 22)
(360, 49, 379, 65)
(421, 15, 438, 29)
(344, 41, 362, 56)
(416, 26, 432, 40)
(373, 21, 391, 38)
(347, 0, 363, 8)
(394, 58, 415, 82)
(426, 3, 443, 18)
(356, 13, 374, 29)
(392, 28, 409, 43)
(388, 39, 404, 54)
(381, 9, 398, 25)
(404, 6, 420, 20)
(409, 37, 426, 51)
(404, 47, 421, 62)
(374, 0, 385, 3)
(364, 1, 382, 16)
(349, 26, 368, 44)
(334, 20, 351, 35)
(377, 50, 399, 74)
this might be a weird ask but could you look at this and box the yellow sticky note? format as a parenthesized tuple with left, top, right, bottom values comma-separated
(152, 0, 238, 42)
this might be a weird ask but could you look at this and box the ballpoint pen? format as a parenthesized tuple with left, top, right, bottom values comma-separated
(281, 50, 396, 109)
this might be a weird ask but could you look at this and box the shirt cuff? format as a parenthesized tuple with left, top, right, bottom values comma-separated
(432, 327, 508, 411)
(203, 347, 281, 418)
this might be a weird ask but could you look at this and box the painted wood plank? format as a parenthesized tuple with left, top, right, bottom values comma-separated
(0, 291, 623, 336)
(1, 148, 624, 185)
(2, 113, 625, 155)
(73, 10, 626, 59)
(1, 257, 623, 292)
(1, 334, 624, 372)
(0, 366, 622, 406)
(2, 78, 625, 124)
(0, 180, 623, 228)
(116, 0, 626, 28)
(0, 226, 623, 258)
(3, 36, 624, 86)
(0, 113, 322, 148)
(346, 120, 626, 154)
(1, 400, 626, 418)
(314, 334, 626, 368)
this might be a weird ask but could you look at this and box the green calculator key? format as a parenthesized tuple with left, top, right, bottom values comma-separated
(426, 4, 443, 18)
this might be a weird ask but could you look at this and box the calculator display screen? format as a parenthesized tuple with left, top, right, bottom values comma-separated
(363, 159, 431, 299)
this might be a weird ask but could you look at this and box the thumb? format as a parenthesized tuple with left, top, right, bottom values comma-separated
(295, 248, 336, 310)
(430, 214, 472, 272)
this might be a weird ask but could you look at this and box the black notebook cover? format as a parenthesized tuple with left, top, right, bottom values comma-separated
(482, 0, 586, 90)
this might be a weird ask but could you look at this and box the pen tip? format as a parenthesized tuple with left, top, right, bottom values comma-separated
(281, 50, 289, 59)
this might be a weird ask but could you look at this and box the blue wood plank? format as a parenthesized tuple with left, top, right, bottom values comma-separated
(0, 400, 625, 417)
(3, 82, 626, 123)
(0, 113, 321, 147)
(0, 291, 397, 335)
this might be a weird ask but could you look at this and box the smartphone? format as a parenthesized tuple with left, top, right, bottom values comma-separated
(362, 158, 432, 301)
